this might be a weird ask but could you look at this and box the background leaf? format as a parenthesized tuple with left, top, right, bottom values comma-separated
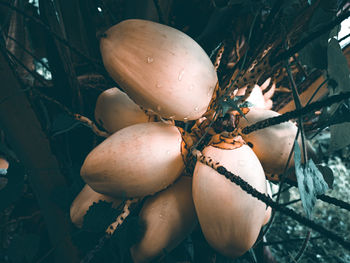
(327, 38, 350, 94)
(329, 122, 350, 152)
(327, 38, 350, 151)
(316, 164, 334, 189)
(294, 141, 329, 218)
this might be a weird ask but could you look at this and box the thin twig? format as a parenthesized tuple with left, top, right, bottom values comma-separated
(263, 236, 324, 246)
(306, 78, 328, 106)
(281, 198, 301, 206)
(339, 32, 350, 43)
(74, 114, 109, 138)
(285, 58, 307, 161)
(33, 90, 109, 137)
(294, 231, 311, 262)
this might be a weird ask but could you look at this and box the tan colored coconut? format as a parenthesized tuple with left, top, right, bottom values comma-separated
(70, 184, 121, 228)
(94, 88, 149, 133)
(246, 85, 266, 109)
(130, 176, 197, 263)
(0, 157, 9, 170)
(81, 122, 184, 198)
(237, 108, 301, 174)
(100, 19, 218, 121)
(193, 145, 267, 258)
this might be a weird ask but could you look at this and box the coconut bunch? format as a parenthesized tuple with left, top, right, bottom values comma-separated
(70, 19, 308, 262)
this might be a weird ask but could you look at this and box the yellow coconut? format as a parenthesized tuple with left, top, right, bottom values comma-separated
(193, 145, 267, 258)
(130, 176, 197, 263)
(237, 108, 301, 174)
(70, 184, 121, 228)
(94, 88, 149, 133)
(81, 122, 184, 198)
(100, 19, 217, 121)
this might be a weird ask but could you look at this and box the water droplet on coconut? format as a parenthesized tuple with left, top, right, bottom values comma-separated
(194, 106, 199, 112)
(178, 69, 185, 81)
(166, 150, 171, 155)
(147, 57, 154, 63)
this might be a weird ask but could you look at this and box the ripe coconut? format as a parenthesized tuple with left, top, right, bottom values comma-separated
(70, 184, 121, 228)
(95, 88, 149, 133)
(193, 144, 267, 258)
(81, 122, 185, 198)
(130, 176, 197, 263)
(100, 19, 218, 121)
(237, 108, 302, 174)
(0, 157, 9, 170)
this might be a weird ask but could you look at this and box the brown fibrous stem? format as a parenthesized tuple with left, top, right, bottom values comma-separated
(106, 198, 140, 235)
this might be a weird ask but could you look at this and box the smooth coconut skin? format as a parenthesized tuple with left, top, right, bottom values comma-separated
(237, 108, 301, 174)
(70, 184, 121, 228)
(81, 122, 185, 198)
(100, 19, 218, 121)
(193, 145, 268, 258)
(130, 176, 197, 263)
(95, 88, 149, 133)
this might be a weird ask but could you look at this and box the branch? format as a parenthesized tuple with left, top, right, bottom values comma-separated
(241, 92, 350, 134)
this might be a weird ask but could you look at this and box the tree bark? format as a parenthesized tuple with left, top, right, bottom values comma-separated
(0, 48, 78, 262)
